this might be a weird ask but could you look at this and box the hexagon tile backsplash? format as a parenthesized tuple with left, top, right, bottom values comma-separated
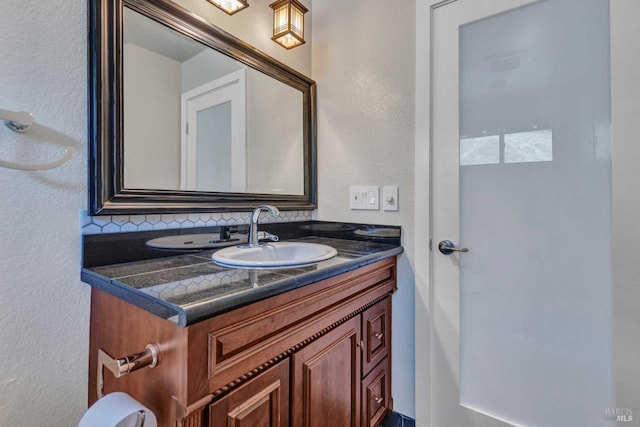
(80, 210, 314, 234)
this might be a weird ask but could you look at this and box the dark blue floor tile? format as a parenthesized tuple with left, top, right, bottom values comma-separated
(380, 411, 404, 427)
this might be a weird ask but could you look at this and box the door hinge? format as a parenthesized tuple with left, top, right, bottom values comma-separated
(186, 122, 189, 135)
(429, 239, 433, 251)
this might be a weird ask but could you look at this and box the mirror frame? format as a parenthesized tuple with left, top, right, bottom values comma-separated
(89, 0, 317, 215)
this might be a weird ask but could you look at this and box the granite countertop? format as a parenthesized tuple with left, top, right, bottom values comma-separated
(81, 222, 403, 327)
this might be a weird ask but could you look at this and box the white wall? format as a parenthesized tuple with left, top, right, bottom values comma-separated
(312, 0, 416, 418)
(124, 43, 182, 189)
(414, 2, 432, 425)
(0, 1, 89, 425)
(246, 70, 304, 195)
(611, 0, 640, 418)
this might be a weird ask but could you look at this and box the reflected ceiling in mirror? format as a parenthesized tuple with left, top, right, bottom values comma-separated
(89, 0, 316, 215)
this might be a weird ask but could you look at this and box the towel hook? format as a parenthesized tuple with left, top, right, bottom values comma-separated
(0, 107, 74, 170)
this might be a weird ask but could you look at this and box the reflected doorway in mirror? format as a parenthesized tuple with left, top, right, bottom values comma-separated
(181, 69, 247, 193)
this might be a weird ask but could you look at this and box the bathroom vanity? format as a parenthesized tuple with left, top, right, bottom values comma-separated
(82, 222, 402, 427)
(84, 0, 402, 424)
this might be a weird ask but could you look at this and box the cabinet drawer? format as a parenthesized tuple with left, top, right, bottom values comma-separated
(361, 358, 390, 427)
(361, 298, 390, 376)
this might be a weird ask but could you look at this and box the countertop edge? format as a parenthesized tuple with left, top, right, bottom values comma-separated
(81, 269, 187, 325)
(82, 245, 404, 327)
(180, 246, 404, 325)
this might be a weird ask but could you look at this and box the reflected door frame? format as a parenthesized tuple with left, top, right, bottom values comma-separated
(180, 68, 247, 192)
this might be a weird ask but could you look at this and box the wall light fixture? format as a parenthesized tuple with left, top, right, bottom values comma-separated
(269, 0, 308, 49)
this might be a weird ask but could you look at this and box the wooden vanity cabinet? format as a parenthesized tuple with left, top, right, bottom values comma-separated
(88, 257, 396, 427)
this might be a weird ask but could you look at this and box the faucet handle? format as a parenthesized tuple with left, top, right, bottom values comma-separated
(257, 231, 279, 242)
(219, 226, 231, 241)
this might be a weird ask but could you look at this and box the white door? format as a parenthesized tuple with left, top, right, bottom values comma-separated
(428, 1, 634, 426)
(181, 69, 246, 192)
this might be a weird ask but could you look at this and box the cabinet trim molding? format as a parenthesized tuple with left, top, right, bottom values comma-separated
(210, 293, 388, 396)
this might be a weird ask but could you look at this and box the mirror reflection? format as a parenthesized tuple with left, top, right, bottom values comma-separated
(123, 7, 304, 195)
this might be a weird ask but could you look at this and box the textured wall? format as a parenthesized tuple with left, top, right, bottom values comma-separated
(0, 1, 89, 425)
(312, 0, 416, 417)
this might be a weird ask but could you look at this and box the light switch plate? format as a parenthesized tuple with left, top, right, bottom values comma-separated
(382, 186, 399, 211)
(350, 186, 379, 210)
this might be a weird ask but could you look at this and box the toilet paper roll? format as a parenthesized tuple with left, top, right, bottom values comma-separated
(79, 392, 158, 427)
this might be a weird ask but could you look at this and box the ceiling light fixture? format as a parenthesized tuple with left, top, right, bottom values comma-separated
(206, 0, 249, 15)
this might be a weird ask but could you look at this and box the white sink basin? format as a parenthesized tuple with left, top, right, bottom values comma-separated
(212, 242, 338, 268)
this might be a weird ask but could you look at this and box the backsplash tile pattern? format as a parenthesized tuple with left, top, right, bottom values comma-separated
(81, 210, 314, 235)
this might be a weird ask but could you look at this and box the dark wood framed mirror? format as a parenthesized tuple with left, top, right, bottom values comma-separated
(89, 0, 316, 215)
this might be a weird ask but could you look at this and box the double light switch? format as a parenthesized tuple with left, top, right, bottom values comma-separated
(350, 186, 399, 211)
(350, 186, 379, 210)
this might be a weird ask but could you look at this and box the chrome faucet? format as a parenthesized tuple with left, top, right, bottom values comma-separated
(245, 205, 279, 247)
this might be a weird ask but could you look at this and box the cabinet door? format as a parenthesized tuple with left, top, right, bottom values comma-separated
(209, 359, 289, 427)
(292, 316, 361, 427)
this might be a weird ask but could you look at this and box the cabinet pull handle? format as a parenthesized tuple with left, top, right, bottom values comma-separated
(356, 340, 364, 348)
(373, 396, 383, 404)
(374, 332, 384, 340)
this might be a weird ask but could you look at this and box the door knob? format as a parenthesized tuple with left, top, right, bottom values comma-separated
(438, 240, 469, 255)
